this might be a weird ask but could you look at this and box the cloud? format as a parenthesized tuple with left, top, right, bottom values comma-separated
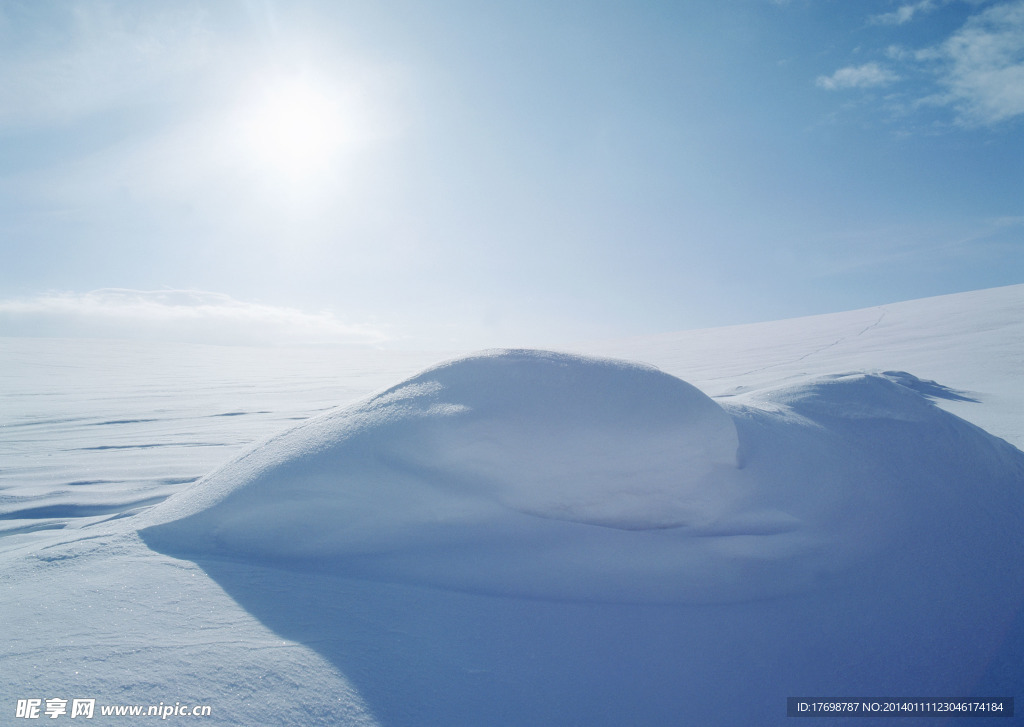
(0, 289, 388, 346)
(870, 0, 939, 26)
(923, 0, 1024, 125)
(816, 1, 1024, 126)
(816, 62, 901, 90)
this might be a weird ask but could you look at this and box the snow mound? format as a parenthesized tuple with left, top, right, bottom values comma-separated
(141, 350, 1024, 604)
(381, 349, 741, 529)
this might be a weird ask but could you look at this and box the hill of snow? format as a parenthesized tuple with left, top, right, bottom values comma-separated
(142, 351, 1023, 610)
(2, 285, 1022, 725)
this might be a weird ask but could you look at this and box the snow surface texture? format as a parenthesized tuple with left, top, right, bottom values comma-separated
(141, 349, 1024, 607)
(3, 285, 1023, 726)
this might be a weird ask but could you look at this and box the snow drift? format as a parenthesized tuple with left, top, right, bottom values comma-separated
(141, 349, 1024, 605)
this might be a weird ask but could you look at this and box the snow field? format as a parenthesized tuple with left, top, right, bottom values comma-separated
(2, 285, 1022, 725)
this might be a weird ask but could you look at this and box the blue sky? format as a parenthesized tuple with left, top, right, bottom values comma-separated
(0, 0, 1021, 347)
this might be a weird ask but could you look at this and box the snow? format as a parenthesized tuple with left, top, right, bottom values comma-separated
(139, 350, 747, 600)
(2, 285, 1023, 725)
(138, 352, 1024, 608)
(587, 283, 1024, 447)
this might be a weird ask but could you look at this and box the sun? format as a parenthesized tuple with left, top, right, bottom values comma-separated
(238, 77, 353, 179)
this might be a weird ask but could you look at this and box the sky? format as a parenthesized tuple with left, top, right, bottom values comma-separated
(0, 0, 1021, 348)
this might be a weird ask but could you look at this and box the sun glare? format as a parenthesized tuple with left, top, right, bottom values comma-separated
(239, 77, 354, 179)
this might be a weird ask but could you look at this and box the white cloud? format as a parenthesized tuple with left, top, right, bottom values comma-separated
(0, 289, 388, 346)
(925, 0, 1024, 125)
(871, 0, 939, 26)
(817, 2, 1024, 127)
(816, 62, 901, 90)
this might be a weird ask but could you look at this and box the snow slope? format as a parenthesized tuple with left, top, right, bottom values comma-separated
(2, 285, 1023, 726)
(586, 283, 1024, 448)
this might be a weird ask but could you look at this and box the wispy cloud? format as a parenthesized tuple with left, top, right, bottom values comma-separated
(0, 289, 388, 346)
(870, 0, 940, 26)
(816, 1, 1024, 127)
(816, 62, 901, 90)
(922, 0, 1024, 125)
